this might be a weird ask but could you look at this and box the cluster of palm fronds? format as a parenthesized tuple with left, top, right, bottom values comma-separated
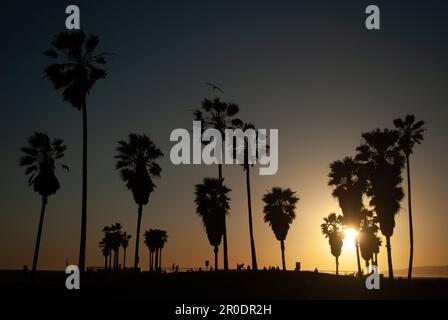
(325, 115, 425, 279)
(99, 223, 132, 270)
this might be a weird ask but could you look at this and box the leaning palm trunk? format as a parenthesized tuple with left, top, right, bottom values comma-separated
(31, 196, 48, 281)
(134, 204, 143, 271)
(123, 248, 126, 268)
(355, 236, 362, 276)
(245, 166, 258, 270)
(280, 240, 286, 271)
(218, 164, 229, 271)
(78, 100, 88, 273)
(386, 236, 394, 279)
(406, 156, 414, 279)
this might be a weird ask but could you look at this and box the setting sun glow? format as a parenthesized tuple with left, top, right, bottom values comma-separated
(343, 228, 358, 250)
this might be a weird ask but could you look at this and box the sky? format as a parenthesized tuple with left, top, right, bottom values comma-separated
(0, 0, 447, 274)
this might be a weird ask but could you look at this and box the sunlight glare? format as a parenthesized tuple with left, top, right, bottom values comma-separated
(343, 228, 358, 250)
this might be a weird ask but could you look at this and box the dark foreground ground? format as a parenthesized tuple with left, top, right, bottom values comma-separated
(0, 270, 447, 300)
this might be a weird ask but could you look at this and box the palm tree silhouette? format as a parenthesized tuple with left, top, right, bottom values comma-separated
(236, 122, 261, 271)
(44, 31, 109, 272)
(100, 245, 110, 269)
(99, 225, 113, 269)
(321, 213, 344, 275)
(115, 134, 163, 271)
(194, 178, 231, 271)
(262, 187, 299, 271)
(121, 232, 131, 269)
(144, 230, 156, 271)
(19, 132, 67, 280)
(393, 115, 426, 279)
(99, 223, 125, 270)
(154, 229, 168, 271)
(359, 209, 382, 269)
(193, 98, 242, 270)
(328, 157, 366, 276)
(356, 128, 404, 279)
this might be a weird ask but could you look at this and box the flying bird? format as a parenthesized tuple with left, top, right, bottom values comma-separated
(205, 82, 225, 94)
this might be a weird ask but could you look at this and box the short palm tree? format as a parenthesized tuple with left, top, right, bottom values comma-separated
(321, 213, 344, 275)
(144, 229, 157, 271)
(44, 31, 109, 272)
(194, 178, 231, 270)
(356, 128, 404, 279)
(328, 157, 366, 275)
(115, 134, 163, 271)
(155, 229, 168, 271)
(359, 209, 381, 269)
(262, 187, 299, 270)
(193, 98, 242, 270)
(20, 132, 67, 280)
(121, 232, 131, 269)
(393, 114, 426, 279)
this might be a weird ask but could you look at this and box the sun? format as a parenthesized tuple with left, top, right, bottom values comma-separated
(343, 228, 358, 249)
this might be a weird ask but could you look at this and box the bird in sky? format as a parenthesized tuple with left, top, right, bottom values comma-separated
(205, 82, 225, 94)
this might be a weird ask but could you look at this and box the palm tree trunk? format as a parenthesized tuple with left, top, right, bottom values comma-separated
(113, 250, 117, 270)
(335, 256, 339, 275)
(159, 248, 162, 271)
(245, 166, 258, 270)
(355, 236, 362, 276)
(134, 203, 143, 271)
(104, 255, 107, 269)
(219, 164, 229, 271)
(406, 155, 414, 280)
(280, 240, 286, 271)
(150, 252, 153, 271)
(108, 253, 112, 269)
(78, 99, 88, 273)
(123, 248, 126, 269)
(214, 246, 219, 271)
(386, 236, 394, 279)
(155, 248, 159, 272)
(31, 196, 48, 281)
(116, 248, 120, 269)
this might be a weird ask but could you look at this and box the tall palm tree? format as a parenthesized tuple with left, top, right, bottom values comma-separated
(393, 115, 426, 279)
(121, 232, 131, 269)
(237, 122, 260, 270)
(20, 132, 67, 280)
(321, 213, 344, 275)
(194, 178, 231, 271)
(356, 128, 404, 279)
(44, 31, 109, 272)
(328, 157, 366, 275)
(115, 134, 163, 271)
(193, 98, 242, 270)
(262, 187, 299, 270)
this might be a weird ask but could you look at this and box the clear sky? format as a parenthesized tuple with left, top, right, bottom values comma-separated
(1, 0, 447, 273)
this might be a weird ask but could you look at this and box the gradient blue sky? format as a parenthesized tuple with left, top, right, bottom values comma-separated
(1, 0, 447, 273)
